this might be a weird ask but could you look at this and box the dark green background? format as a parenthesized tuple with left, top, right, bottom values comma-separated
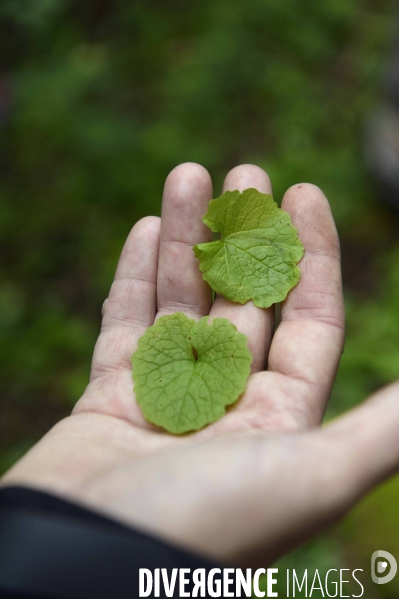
(1, 1, 399, 595)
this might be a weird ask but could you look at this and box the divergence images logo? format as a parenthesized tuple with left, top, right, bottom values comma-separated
(371, 551, 397, 585)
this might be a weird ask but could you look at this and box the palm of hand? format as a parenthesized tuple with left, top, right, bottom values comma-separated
(5, 163, 394, 565)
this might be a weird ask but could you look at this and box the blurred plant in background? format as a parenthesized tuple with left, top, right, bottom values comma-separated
(1, 0, 399, 595)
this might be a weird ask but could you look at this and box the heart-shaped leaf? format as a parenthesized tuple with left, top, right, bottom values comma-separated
(132, 312, 252, 434)
(193, 188, 304, 308)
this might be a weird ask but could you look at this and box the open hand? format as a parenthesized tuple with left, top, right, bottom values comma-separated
(3, 163, 399, 565)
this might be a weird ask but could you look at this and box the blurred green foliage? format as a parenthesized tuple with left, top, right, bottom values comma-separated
(1, 0, 399, 594)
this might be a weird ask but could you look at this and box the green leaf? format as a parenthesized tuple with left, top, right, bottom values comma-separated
(131, 312, 252, 434)
(193, 188, 304, 308)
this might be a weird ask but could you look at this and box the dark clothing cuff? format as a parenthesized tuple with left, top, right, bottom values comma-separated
(0, 486, 219, 599)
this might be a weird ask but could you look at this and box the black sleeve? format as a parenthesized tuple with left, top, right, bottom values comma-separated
(0, 486, 220, 599)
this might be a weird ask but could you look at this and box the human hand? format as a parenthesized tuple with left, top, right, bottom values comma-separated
(3, 163, 399, 565)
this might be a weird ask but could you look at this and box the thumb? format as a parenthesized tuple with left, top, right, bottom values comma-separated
(318, 380, 399, 513)
(253, 383, 399, 565)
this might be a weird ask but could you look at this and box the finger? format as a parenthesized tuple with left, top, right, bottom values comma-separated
(210, 165, 275, 373)
(157, 163, 213, 319)
(266, 184, 344, 425)
(90, 216, 160, 381)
